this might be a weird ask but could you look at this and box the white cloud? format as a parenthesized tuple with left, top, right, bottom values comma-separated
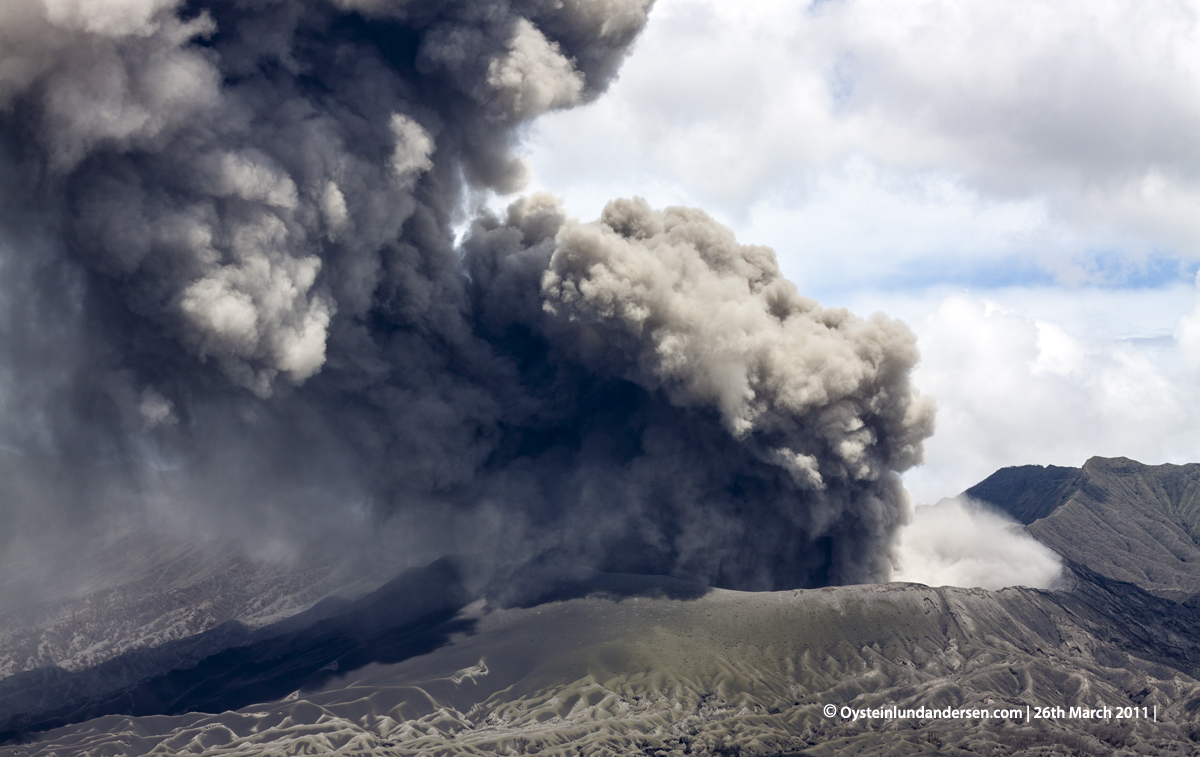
(744, 161, 1070, 298)
(893, 496, 1063, 590)
(524, 0, 1200, 286)
(897, 287, 1200, 504)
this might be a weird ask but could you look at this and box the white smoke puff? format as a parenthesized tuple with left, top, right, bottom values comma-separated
(893, 496, 1063, 590)
(320, 182, 349, 233)
(542, 197, 935, 487)
(387, 113, 434, 183)
(138, 387, 175, 428)
(556, 0, 654, 40)
(272, 302, 332, 383)
(0, 0, 209, 109)
(39, 13, 218, 169)
(773, 448, 825, 490)
(179, 278, 260, 358)
(207, 151, 299, 209)
(486, 19, 585, 121)
(41, 0, 179, 37)
(178, 213, 330, 388)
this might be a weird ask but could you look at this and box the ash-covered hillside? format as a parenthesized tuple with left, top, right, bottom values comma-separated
(6, 457, 1200, 756)
(968, 457, 1200, 601)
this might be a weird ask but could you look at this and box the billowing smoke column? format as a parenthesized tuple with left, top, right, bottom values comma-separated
(0, 0, 934, 591)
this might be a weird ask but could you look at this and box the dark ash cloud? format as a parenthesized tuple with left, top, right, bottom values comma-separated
(0, 0, 933, 597)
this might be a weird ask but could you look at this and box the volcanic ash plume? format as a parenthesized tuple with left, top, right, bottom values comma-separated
(464, 195, 935, 587)
(0, 0, 933, 594)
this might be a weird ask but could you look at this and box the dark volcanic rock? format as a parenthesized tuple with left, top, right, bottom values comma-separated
(964, 463, 1083, 525)
(0, 558, 474, 741)
(967, 456, 1200, 600)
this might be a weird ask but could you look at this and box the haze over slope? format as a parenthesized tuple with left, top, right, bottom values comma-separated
(967, 457, 1200, 600)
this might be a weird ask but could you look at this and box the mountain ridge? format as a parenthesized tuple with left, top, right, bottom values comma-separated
(966, 456, 1200, 600)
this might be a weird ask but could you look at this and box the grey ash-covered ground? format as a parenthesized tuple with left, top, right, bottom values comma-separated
(6, 458, 1200, 756)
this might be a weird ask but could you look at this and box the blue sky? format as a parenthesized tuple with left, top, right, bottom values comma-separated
(513, 0, 1200, 503)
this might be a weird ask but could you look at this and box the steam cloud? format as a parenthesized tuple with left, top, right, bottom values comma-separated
(893, 497, 1063, 591)
(0, 0, 934, 593)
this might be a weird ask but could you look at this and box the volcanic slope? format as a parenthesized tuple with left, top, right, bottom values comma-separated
(9, 458, 1200, 756)
(0, 450, 404, 682)
(967, 456, 1200, 600)
(6, 563, 1200, 756)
